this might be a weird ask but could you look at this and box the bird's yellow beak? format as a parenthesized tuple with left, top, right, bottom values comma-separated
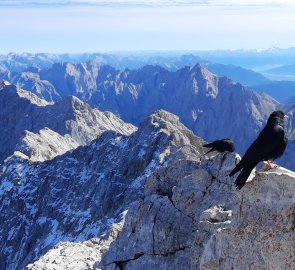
(284, 115, 289, 119)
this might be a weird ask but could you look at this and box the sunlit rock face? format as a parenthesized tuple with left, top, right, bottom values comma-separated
(4, 64, 278, 154)
(0, 82, 135, 163)
(0, 109, 293, 270)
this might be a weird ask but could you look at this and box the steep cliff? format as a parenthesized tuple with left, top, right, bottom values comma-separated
(9, 63, 278, 154)
(0, 81, 135, 163)
(26, 156, 295, 270)
(0, 110, 293, 270)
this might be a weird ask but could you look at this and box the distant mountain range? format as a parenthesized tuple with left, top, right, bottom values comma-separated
(0, 65, 280, 155)
(261, 64, 295, 81)
(3, 47, 295, 70)
(3, 64, 279, 153)
(1, 53, 295, 165)
(1, 51, 295, 270)
(267, 63, 295, 75)
(0, 52, 269, 84)
(2, 51, 295, 103)
(192, 47, 295, 69)
(0, 87, 294, 269)
(251, 81, 295, 104)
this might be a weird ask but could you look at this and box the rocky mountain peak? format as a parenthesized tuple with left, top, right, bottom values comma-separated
(0, 107, 294, 269)
(0, 83, 136, 164)
(146, 109, 181, 128)
(53, 95, 85, 112)
(0, 79, 11, 89)
(137, 109, 204, 152)
(187, 64, 220, 98)
(2, 63, 281, 156)
(14, 128, 79, 162)
(0, 82, 51, 106)
(190, 63, 212, 76)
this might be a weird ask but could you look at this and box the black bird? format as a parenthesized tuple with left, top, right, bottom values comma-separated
(203, 138, 235, 155)
(230, 110, 288, 190)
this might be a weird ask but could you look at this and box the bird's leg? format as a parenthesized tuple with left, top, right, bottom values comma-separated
(263, 160, 277, 170)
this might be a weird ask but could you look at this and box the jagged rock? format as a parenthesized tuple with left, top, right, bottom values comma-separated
(0, 110, 205, 270)
(199, 205, 232, 224)
(4, 58, 295, 171)
(99, 154, 294, 270)
(15, 128, 79, 162)
(10, 71, 60, 101)
(200, 167, 295, 270)
(0, 83, 136, 163)
(25, 219, 126, 270)
(6, 63, 278, 155)
(0, 109, 294, 270)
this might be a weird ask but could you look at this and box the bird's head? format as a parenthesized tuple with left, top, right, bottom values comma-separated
(268, 110, 288, 125)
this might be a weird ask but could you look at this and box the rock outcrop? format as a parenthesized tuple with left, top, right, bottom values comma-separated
(5, 62, 295, 173)
(14, 128, 79, 162)
(11, 63, 278, 154)
(0, 82, 136, 163)
(0, 110, 205, 270)
(200, 166, 295, 270)
(99, 155, 295, 270)
(0, 110, 294, 270)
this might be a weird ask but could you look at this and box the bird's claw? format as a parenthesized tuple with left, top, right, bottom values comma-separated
(263, 160, 277, 170)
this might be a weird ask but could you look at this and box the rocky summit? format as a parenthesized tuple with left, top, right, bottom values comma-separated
(6, 63, 295, 173)
(2, 63, 279, 154)
(0, 109, 294, 270)
(0, 81, 135, 163)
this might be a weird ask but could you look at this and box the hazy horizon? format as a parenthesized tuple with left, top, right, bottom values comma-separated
(1, 0, 295, 54)
(0, 46, 291, 54)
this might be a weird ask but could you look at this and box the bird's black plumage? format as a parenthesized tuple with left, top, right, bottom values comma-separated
(230, 110, 288, 189)
(203, 138, 235, 155)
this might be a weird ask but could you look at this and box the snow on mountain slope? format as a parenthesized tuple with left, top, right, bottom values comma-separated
(30, 61, 295, 171)
(0, 81, 135, 163)
(0, 110, 292, 270)
(3, 65, 295, 172)
(2, 61, 283, 157)
(0, 110, 206, 270)
(10, 63, 277, 154)
(14, 128, 80, 162)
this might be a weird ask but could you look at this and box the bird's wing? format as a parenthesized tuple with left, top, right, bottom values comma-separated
(230, 126, 272, 175)
(256, 125, 286, 159)
(238, 125, 284, 168)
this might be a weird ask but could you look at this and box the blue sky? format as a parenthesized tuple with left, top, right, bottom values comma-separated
(1, 0, 295, 53)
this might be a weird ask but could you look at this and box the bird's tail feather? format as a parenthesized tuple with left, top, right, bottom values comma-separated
(234, 166, 254, 190)
(230, 162, 243, 177)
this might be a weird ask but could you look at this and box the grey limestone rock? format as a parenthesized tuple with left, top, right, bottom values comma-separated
(15, 128, 79, 162)
(0, 109, 294, 270)
(200, 167, 295, 270)
(0, 110, 205, 270)
(0, 82, 136, 163)
(5, 63, 278, 155)
(99, 153, 294, 270)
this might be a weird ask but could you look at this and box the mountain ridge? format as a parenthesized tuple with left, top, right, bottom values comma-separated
(0, 82, 135, 164)
(0, 109, 293, 269)
(0, 109, 206, 269)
